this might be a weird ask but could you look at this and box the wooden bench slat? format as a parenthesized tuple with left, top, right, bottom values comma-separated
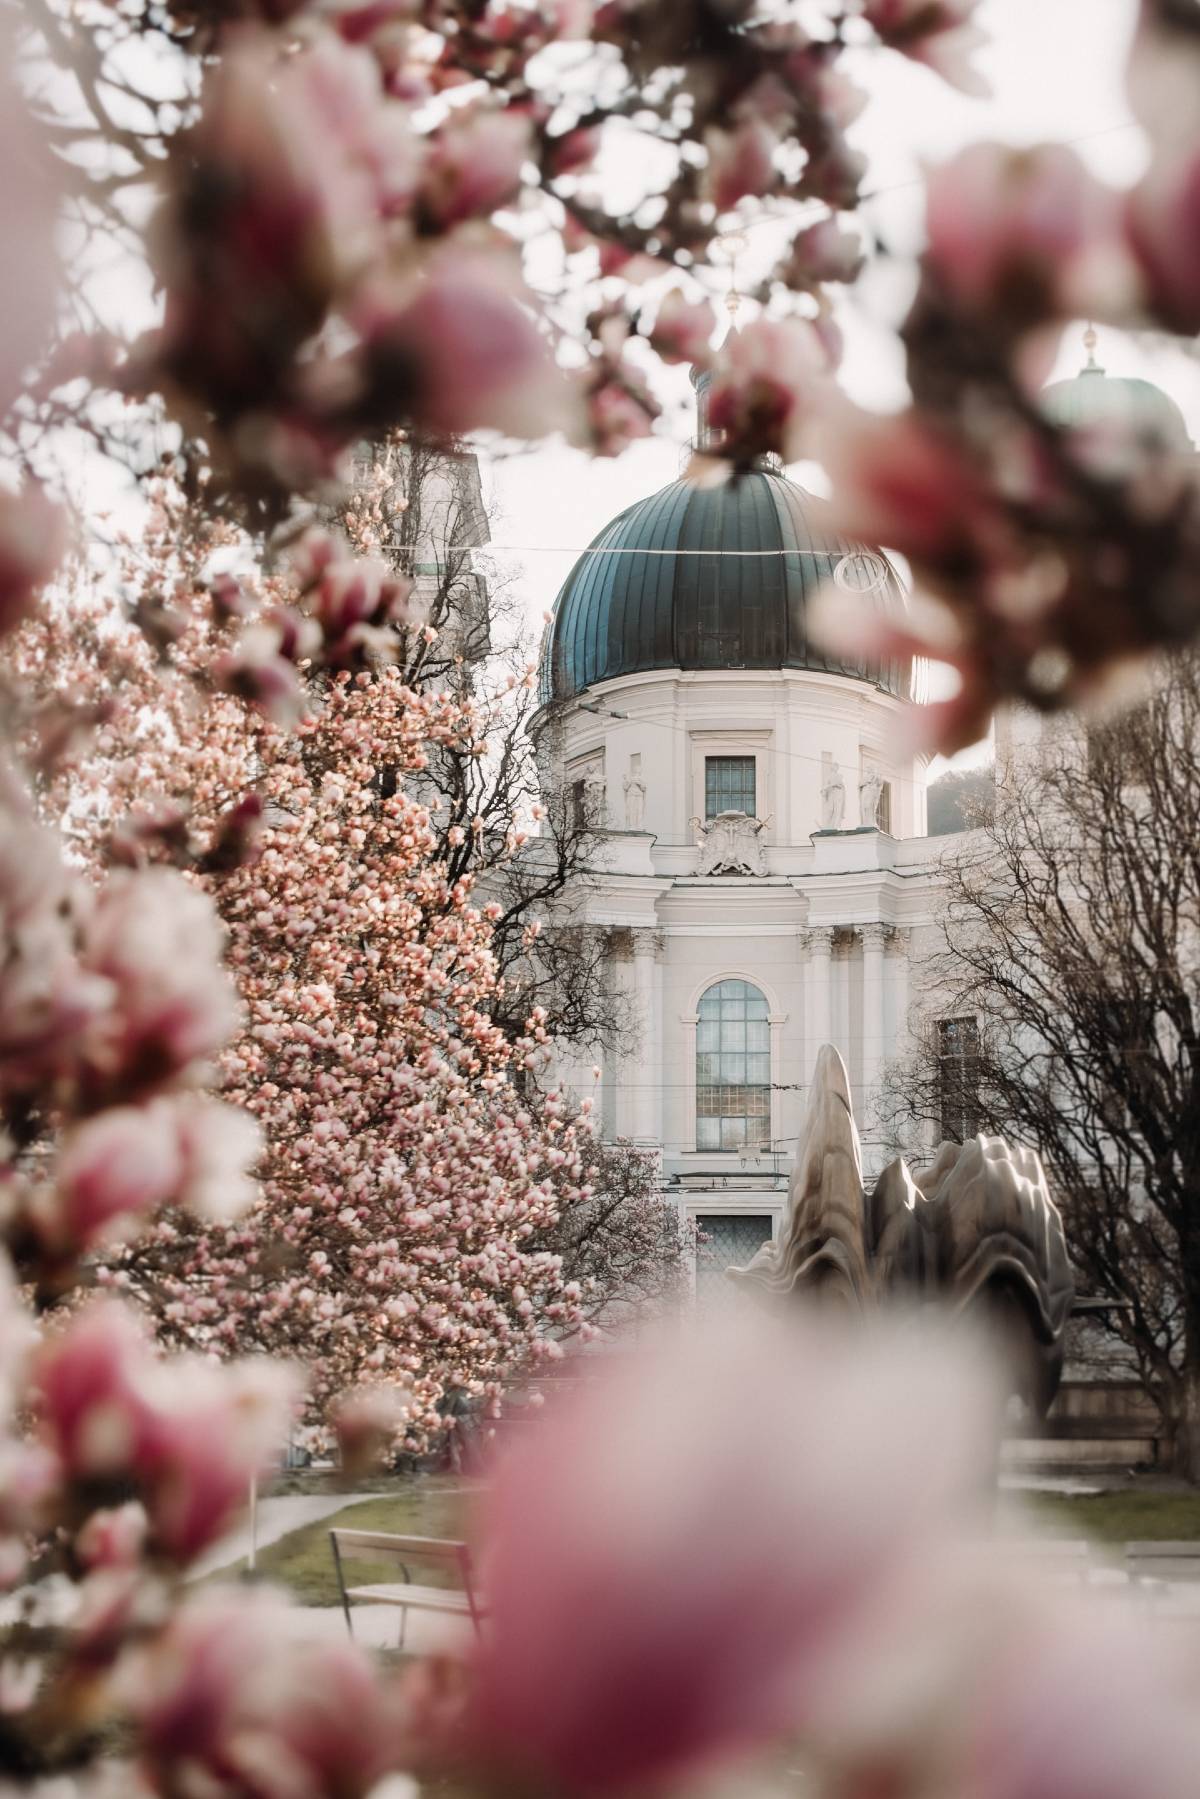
(346, 1583, 474, 1612)
(331, 1529, 467, 1561)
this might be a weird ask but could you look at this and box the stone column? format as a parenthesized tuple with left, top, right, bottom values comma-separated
(860, 923, 888, 1104)
(631, 929, 661, 1146)
(806, 926, 834, 1076)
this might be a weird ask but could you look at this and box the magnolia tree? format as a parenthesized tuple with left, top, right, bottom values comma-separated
(119, 665, 594, 1440)
(13, 507, 600, 1443)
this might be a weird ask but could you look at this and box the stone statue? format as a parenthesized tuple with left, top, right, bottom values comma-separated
(859, 769, 884, 829)
(623, 770, 646, 831)
(729, 1044, 1075, 1414)
(820, 764, 845, 830)
(691, 810, 771, 877)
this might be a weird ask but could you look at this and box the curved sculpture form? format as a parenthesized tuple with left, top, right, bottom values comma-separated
(730, 1045, 1075, 1413)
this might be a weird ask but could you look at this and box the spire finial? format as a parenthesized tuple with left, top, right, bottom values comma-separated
(1083, 321, 1099, 370)
(714, 229, 748, 330)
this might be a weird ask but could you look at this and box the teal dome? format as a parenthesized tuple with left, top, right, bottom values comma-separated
(1041, 356, 1193, 452)
(541, 467, 910, 704)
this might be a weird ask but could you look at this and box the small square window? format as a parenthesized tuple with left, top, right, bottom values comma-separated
(705, 756, 756, 819)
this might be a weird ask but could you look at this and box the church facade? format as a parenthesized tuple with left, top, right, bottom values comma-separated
(532, 347, 1196, 1300)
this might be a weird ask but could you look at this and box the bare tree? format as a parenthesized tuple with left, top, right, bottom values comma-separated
(882, 661, 1200, 1475)
(543, 1134, 691, 1332)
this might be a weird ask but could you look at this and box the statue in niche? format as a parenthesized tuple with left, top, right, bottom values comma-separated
(728, 1044, 1075, 1415)
(623, 758, 646, 831)
(820, 763, 845, 830)
(691, 811, 772, 877)
(859, 768, 884, 829)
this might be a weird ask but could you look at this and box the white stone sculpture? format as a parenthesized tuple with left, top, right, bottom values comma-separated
(691, 810, 771, 876)
(623, 762, 646, 831)
(820, 763, 845, 830)
(859, 768, 884, 829)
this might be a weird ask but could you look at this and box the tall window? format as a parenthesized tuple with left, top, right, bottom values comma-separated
(696, 980, 771, 1150)
(938, 1016, 980, 1143)
(705, 755, 756, 819)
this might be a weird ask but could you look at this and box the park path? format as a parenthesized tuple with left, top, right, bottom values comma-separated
(192, 1493, 352, 1579)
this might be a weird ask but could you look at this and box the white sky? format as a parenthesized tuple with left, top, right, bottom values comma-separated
(482, 0, 1200, 769)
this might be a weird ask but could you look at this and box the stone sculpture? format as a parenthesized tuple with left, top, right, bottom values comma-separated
(820, 765, 845, 830)
(623, 770, 646, 831)
(859, 769, 884, 829)
(729, 1045, 1075, 1414)
(692, 810, 771, 877)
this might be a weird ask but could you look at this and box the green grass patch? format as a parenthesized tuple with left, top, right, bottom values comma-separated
(1020, 1490, 1200, 1546)
(213, 1481, 473, 1607)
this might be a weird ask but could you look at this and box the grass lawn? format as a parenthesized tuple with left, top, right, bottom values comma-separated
(215, 1481, 1200, 1610)
(1020, 1489, 1200, 1546)
(211, 1480, 474, 1606)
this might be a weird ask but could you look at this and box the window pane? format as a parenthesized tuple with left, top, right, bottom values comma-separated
(705, 757, 757, 820)
(695, 979, 771, 1152)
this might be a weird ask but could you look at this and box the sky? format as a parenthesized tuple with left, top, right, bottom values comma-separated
(481, 0, 1200, 770)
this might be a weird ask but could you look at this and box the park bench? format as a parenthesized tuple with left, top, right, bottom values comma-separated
(329, 1528, 486, 1648)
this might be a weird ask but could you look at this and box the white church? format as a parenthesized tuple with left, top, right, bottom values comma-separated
(532, 342, 1196, 1300)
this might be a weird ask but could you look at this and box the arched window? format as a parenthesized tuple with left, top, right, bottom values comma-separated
(696, 979, 771, 1151)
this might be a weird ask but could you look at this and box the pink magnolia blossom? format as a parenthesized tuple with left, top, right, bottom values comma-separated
(0, 810, 113, 1094)
(35, 1301, 300, 1563)
(153, 30, 415, 412)
(865, 0, 989, 96)
(705, 317, 830, 465)
(814, 396, 1004, 568)
(77, 869, 242, 1103)
(704, 117, 779, 213)
(0, 485, 65, 639)
(50, 1102, 189, 1253)
(923, 143, 1137, 330)
(353, 248, 574, 440)
(459, 1314, 1000, 1797)
(216, 626, 311, 727)
(75, 1501, 149, 1571)
(1126, 148, 1200, 334)
(0, 1439, 58, 1586)
(809, 1544, 1200, 1799)
(647, 290, 717, 367)
(128, 1587, 402, 1799)
(779, 216, 864, 288)
(418, 109, 532, 228)
(582, 364, 660, 457)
